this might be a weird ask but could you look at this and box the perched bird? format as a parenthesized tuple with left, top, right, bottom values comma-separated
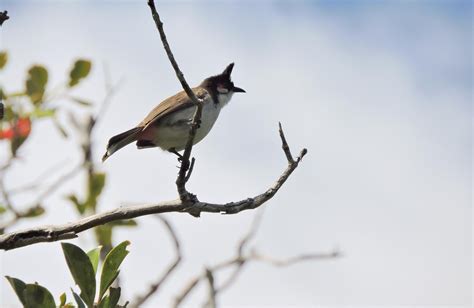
(102, 63, 245, 162)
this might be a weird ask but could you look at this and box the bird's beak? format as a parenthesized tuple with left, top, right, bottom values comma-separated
(233, 86, 246, 93)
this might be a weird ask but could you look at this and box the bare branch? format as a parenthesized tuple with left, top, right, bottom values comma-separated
(32, 164, 82, 205)
(249, 249, 341, 266)
(279, 122, 294, 163)
(173, 210, 339, 307)
(7, 160, 70, 195)
(173, 275, 200, 308)
(0, 179, 19, 216)
(0, 161, 83, 233)
(130, 216, 182, 308)
(0, 124, 306, 250)
(95, 69, 124, 125)
(237, 209, 264, 256)
(147, 0, 204, 202)
(146, 0, 200, 104)
(216, 211, 264, 293)
(204, 269, 217, 308)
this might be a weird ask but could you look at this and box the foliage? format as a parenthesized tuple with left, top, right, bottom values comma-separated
(0, 51, 92, 158)
(0, 51, 134, 305)
(6, 241, 130, 308)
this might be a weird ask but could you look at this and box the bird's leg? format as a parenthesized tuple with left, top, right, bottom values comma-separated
(169, 148, 183, 162)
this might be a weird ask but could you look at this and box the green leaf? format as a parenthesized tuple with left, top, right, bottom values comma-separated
(11, 136, 28, 156)
(61, 243, 96, 307)
(99, 287, 121, 308)
(69, 96, 93, 106)
(71, 289, 86, 308)
(0, 205, 6, 214)
(0, 52, 7, 70)
(98, 295, 109, 308)
(85, 172, 106, 211)
(95, 225, 113, 248)
(5, 276, 27, 306)
(99, 241, 130, 300)
(26, 65, 48, 105)
(66, 194, 85, 214)
(30, 108, 55, 119)
(23, 284, 56, 308)
(2, 104, 15, 121)
(107, 287, 121, 308)
(87, 246, 102, 274)
(59, 292, 67, 307)
(69, 60, 92, 87)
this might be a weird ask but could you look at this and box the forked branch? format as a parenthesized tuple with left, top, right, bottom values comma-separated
(0, 123, 306, 251)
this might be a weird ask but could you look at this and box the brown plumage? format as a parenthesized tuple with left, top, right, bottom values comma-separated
(102, 63, 245, 162)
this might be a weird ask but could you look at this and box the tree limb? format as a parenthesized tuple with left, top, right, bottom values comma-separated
(0, 124, 306, 251)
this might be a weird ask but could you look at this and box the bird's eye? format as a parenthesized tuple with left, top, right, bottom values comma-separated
(217, 85, 229, 94)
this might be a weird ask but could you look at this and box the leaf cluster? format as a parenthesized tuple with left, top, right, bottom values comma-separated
(0, 50, 93, 157)
(6, 241, 131, 308)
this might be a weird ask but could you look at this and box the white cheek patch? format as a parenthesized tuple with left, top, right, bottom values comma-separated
(217, 86, 229, 94)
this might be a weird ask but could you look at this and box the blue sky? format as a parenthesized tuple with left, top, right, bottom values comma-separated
(0, 0, 472, 307)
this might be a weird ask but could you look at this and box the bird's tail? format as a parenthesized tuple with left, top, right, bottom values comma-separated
(102, 127, 142, 162)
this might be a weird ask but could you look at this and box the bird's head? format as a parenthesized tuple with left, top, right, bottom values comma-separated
(201, 63, 245, 105)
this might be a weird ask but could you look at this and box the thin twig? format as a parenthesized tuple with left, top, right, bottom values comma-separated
(216, 211, 265, 293)
(7, 160, 70, 195)
(279, 122, 294, 163)
(146, 0, 200, 104)
(250, 250, 341, 266)
(173, 210, 338, 307)
(96, 72, 124, 124)
(204, 269, 216, 308)
(31, 164, 82, 205)
(0, 179, 19, 216)
(237, 209, 264, 256)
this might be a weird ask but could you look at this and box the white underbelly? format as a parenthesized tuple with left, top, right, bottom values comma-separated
(153, 102, 221, 151)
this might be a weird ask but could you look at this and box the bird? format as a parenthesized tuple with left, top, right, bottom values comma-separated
(102, 63, 245, 162)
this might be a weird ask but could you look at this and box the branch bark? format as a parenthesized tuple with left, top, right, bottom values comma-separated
(147, 0, 203, 202)
(0, 124, 306, 251)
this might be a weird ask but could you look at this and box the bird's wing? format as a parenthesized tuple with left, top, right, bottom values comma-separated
(139, 87, 209, 129)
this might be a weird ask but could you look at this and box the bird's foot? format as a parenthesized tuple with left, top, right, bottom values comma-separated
(169, 148, 183, 162)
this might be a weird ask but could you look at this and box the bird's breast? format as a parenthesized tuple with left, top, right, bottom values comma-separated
(150, 100, 222, 151)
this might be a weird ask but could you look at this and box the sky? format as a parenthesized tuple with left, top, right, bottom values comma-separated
(0, 0, 472, 307)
